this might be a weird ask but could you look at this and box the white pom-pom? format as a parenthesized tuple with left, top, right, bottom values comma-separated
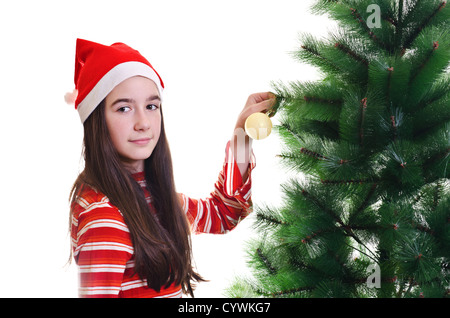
(64, 89, 78, 105)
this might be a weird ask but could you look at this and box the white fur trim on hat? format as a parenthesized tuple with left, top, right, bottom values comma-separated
(64, 89, 78, 105)
(76, 61, 164, 123)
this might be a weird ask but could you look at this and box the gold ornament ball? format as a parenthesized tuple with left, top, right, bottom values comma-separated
(245, 112, 273, 140)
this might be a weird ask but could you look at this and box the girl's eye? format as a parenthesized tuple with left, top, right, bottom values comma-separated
(147, 104, 159, 110)
(118, 106, 131, 113)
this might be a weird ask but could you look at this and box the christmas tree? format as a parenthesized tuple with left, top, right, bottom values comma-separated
(229, 0, 449, 298)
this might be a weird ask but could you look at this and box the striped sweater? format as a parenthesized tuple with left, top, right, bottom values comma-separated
(71, 142, 255, 298)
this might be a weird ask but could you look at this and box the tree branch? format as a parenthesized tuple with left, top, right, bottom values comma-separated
(402, 1, 447, 51)
(334, 42, 369, 66)
(256, 248, 277, 275)
(359, 97, 368, 147)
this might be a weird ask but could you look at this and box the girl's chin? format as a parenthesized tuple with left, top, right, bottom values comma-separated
(119, 153, 153, 171)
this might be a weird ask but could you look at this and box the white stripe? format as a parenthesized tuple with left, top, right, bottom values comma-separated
(77, 196, 89, 208)
(79, 264, 126, 273)
(193, 202, 203, 231)
(226, 214, 238, 225)
(213, 185, 242, 208)
(226, 145, 235, 196)
(125, 260, 135, 268)
(74, 241, 134, 257)
(71, 215, 78, 228)
(120, 280, 182, 298)
(243, 189, 251, 201)
(71, 236, 77, 247)
(77, 219, 129, 239)
(79, 286, 121, 296)
(203, 202, 212, 232)
(78, 201, 112, 218)
(121, 279, 148, 291)
(182, 194, 189, 214)
(217, 172, 225, 185)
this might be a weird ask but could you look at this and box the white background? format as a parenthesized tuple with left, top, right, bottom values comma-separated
(0, 0, 333, 297)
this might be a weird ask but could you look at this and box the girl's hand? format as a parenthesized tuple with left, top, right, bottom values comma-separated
(234, 92, 276, 131)
(230, 92, 276, 181)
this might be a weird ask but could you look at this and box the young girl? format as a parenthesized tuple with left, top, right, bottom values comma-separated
(66, 38, 275, 298)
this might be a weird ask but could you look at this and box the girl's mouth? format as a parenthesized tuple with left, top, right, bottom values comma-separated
(129, 138, 151, 145)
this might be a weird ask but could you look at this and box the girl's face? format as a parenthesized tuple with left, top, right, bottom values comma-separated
(105, 76, 162, 173)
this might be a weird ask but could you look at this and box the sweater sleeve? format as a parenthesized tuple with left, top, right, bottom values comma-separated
(180, 141, 256, 234)
(71, 197, 133, 298)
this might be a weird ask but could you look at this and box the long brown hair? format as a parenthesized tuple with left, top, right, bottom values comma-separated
(69, 100, 204, 296)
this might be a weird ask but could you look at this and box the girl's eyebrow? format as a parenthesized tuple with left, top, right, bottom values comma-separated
(111, 95, 161, 106)
(111, 98, 134, 106)
(147, 95, 161, 102)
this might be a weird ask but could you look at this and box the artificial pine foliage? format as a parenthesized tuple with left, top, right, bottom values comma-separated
(228, 0, 449, 298)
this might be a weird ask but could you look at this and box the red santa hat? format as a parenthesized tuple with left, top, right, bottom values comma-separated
(65, 38, 164, 123)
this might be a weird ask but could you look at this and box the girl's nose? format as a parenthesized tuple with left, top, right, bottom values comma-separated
(134, 108, 151, 131)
